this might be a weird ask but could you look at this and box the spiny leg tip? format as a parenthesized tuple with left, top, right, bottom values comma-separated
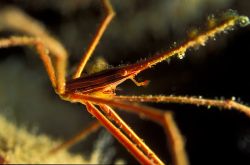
(237, 16, 250, 27)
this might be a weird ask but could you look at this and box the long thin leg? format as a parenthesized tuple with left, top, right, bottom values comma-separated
(67, 93, 188, 165)
(85, 102, 163, 165)
(98, 104, 164, 164)
(74, 93, 250, 126)
(48, 121, 101, 154)
(0, 36, 57, 88)
(66, 94, 170, 123)
(113, 95, 250, 117)
(163, 112, 189, 165)
(73, 0, 115, 78)
(0, 7, 68, 93)
(66, 93, 165, 164)
(74, 94, 250, 164)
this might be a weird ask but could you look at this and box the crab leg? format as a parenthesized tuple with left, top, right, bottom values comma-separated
(114, 95, 250, 117)
(85, 102, 163, 165)
(73, 0, 115, 78)
(67, 93, 189, 165)
(0, 37, 57, 88)
(0, 7, 68, 93)
(67, 92, 165, 164)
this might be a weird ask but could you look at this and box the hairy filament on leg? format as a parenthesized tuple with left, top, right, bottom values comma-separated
(114, 95, 250, 116)
(125, 12, 249, 75)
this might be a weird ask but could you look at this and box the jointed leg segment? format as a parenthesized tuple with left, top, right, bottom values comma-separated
(0, 7, 68, 93)
(99, 104, 164, 164)
(68, 93, 250, 165)
(100, 104, 188, 165)
(163, 113, 189, 165)
(0, 36, 57, 88)
(69, 93, 189, 165)
(85, 102, 161, 165)
(73, 0, 115, 79)
(66, 93, 165, 165)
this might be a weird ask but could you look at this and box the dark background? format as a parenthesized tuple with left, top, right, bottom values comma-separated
(0, 0, 250, 164)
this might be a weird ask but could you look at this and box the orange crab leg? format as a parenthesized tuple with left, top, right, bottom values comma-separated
(0, 37, 57, 88)
(66, 93, 189, 165)
(114, 95, 250, 117)
(0, 7, 68, 93)
(73, 0, 115, 78)
(85, 102, 162, 165)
